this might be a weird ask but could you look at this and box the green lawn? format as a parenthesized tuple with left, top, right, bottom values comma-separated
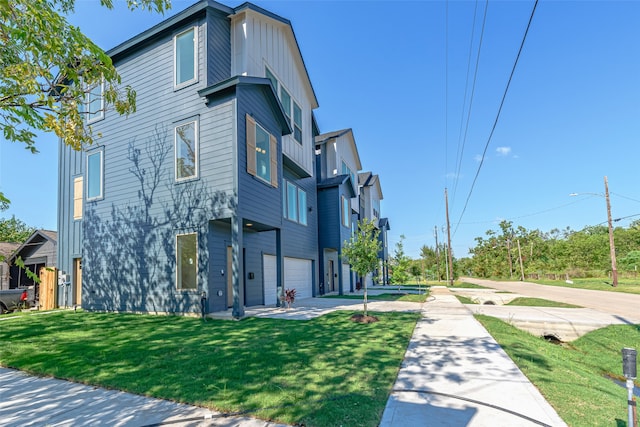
(448, 281, 490, 289)
(0, 310, 419, 427)
(322, 293, 428, 303)
(477, 315, 639, 426)
(454, 295, 475, 304)
(531, 278, 640, 295)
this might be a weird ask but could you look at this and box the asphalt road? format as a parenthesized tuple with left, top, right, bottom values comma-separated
(461, 277, 640, 323)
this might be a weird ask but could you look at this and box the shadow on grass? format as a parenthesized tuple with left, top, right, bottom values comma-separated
(0, 310, 419, 426)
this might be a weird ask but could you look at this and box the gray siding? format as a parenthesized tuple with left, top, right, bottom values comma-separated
(236, 85, 282, 228)
(206, 10, 231, 85)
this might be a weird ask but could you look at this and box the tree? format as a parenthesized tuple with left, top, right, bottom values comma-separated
(1, 0, 170, 153)
(342, 218, 381, 317)
(390, 234, 411, 285)
(0, 215, 35, 243)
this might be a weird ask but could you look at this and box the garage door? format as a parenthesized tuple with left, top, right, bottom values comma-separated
(284, 257, 312, 300)
(263, 254, 277, 305)
(342, 263, 352, 293)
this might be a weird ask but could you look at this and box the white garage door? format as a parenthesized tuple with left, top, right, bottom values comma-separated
(284, 257, 313, 300)
(342, 263, 352, 293)
(263, 254, 277, 305)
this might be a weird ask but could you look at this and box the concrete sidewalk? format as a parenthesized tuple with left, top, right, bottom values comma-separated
(1, 290, 569, 427)
(380, 288, 567, 427)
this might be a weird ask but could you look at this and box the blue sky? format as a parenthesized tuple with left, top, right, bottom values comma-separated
(1, 0, 639, 258)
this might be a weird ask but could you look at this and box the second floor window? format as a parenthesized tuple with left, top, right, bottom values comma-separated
(341, 195, 350, 228)
(265, 66, 303, 144)
(175, 121, 198, 181)
(87, 150, 103, 200)
(175, 27, 197, 87)
(246, 114, 278, 187)
(283, 179, 307, 226)
(86, 81, 104, 123)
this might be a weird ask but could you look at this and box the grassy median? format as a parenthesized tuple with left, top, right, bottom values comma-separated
(0, 310, 419, 427)
(477, 315, 640, 426)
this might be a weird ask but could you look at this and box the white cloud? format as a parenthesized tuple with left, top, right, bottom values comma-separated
(496, 146, 512, 156)
(474, 154, 483, 162)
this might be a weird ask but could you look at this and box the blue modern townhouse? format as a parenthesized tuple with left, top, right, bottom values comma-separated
(57, 1, 320, 317)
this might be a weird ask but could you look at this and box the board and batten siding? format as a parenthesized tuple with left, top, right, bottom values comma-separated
(206, 10, 232, 86)
(230, 10, 314, 176)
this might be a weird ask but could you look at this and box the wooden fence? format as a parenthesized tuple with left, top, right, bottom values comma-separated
(39, 267, 57, 310)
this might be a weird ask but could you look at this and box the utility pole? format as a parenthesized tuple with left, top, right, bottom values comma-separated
(444, 188, 454, 286)
(434, 226, 440, 282)
(506, 238, 513, 278)
(604, 176, 618, 287)
(517, 239, 525, 281)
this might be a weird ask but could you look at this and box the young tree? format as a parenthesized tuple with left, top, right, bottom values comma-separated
(342, 218, 381, 317)
(1, 0, 170, 153)
(0, 216, 35, 243)
(391, 234, 411, 285)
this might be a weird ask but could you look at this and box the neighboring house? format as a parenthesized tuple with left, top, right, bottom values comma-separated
(315, 129, 362, 294)
(6, 230, 57, 294)
(58, 1, 319, 317)
(358, 172, 384, 287)
(0, 242, 20, 290)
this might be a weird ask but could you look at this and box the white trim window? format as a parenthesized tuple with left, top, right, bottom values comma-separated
(246, 114, 278, 187)
(85, 80, 104, 123)
(341, 195, 350, 228)
(174, 27, 198, 88)
(265, 66, 303, 144)
(176, 233, 197, 290)
(86, 150, 103, 201)
(175, 120, 198, 181)
(283, 179, 307, 226)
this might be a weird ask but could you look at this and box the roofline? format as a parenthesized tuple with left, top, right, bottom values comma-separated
(109, 1, 233, 60)
(233, 3, 319, 109)
(198, 75, 292, 135)
(7, 230, 57, 263)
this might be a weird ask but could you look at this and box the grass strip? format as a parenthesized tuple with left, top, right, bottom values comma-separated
(505, 297, 581, 308)
(322, 293, 428, 303)
(477, 315, 640, 426)
(531, 278, 640, 295)
(0, 310, 419, 427)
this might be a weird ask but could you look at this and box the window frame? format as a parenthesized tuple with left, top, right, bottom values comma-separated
(85, 80, 104, 124)
(282, 179, 308, 226)
(176, 233, 198, 291)
(174, 120, 199, 182)
(73, 176, 83, 220)
(264, 65, 303, 145)
(174, 26, 198, 89)
(341, 195, 351, 228)
(255, 122, 271, 184)
(86, 150, 104, 201)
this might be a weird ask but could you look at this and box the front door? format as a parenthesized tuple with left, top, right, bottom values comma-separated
(73, 258, 82, 306)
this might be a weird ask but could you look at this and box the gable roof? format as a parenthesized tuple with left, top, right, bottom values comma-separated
(7, 230, 57, 263)
(0, 242, 20, 260)
(358, 171, 383, 199)
(108, 1, 319, 109)
(317, 174, 356, 198)
(314, 128, 363, 171)
(379, 217, 390, 230)
(198, 75, 292, 135)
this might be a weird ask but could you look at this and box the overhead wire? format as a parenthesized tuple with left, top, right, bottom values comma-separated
(453, 0, 540, 236)
(452, 0, 488, 203)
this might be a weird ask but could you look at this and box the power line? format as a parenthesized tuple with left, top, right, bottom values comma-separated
(452, 0, 489, 203)
(453, 0, 539, 236)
